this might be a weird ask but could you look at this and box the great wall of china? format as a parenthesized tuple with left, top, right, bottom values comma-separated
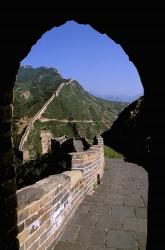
(18, 79, 72, 156)
(15, 80, 148, 250)
(17, 135, 105, 250)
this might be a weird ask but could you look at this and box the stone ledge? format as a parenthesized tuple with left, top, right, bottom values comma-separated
(64, 170, 83, 188)
(17, 174, 70, 210)
(16, 136, 104, 249)
(69, 148, 102, 160)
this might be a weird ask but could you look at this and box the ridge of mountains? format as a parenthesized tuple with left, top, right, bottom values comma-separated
(90, 92, 143, 103)
(13, 66, 128, 160)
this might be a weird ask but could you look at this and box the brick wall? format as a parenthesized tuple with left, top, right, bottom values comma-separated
(16, 136, 104, 249)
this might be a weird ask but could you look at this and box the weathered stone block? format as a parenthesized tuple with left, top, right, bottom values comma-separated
(53, 193, 63, 205)
(18, 228, 29, 245)
(28, 240, 39, 250)
(40, 226, 53, 245)
(70, 213, 97, 227)
(64, 170, 83, 188)
(89, 203, 111, 215)
(123, 218, 147, 233)
(135, 231, 147, 249)
(53, 241, 87, 250)
(76, 227, 106, 247)
(106, 230, 137, 249)
(111, 206, 135, 218)
(135, 207, 147, 219)
(54, 186, 60, 197)
(29, 201, 40, 215)
(37, 243, 46, 250)
(44, 200, 53, 213)
(40, 193, 52, 208)
(72, 159, 84, 164)
(55, 202, 60, 212)
(24, 225, 43, 249)
(41, 219, 52, 234)
(17, 186, 43, 209)
(40, 211, 51, 227)
(124, 194, 145, 208)
(25, 212, 41, 227)
(18, 208, 29, 224)
(61, 224, 80, 241)
(96, 215, 122, 230)
(61, 193, 69, 205)
(45, 233, 54, 248)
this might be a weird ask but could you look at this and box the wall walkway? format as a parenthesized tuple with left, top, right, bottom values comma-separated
(54, 158, 148, 250)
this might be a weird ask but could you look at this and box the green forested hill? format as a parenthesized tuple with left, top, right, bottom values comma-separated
(13, 66, 127, 159)
(44, 80, 124, 121)
(13, 66, 67, 149)
(41, 80, 126, 139)
(13, 66, 66, 118)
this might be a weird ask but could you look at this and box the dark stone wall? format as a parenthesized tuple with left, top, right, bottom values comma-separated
(0, 7, 165, 249)
(102, 96, 147, 165)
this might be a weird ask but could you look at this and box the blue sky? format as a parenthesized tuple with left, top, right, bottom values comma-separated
(22, 21, 143, 96)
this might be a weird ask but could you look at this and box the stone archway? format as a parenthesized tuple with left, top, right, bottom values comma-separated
(0, 8, 165, 249)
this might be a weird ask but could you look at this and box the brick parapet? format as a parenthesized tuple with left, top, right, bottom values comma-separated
(17, 135, 104, 249)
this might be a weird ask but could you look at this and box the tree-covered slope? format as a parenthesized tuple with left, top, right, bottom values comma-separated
(13, 66, 128, 159)
(41, 80, 127, 140)
(44, 80, 125, 123)
(13, 66, 66, 118)
(13, 66, 67, 149)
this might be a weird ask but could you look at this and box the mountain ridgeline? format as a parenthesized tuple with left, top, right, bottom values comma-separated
(13, 66, 127, 160)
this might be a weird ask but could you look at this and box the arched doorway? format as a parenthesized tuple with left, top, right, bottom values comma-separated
(0, 8, 164, 250)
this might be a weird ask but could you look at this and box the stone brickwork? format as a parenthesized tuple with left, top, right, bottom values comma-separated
(16, 136, 104, 249)
(1, 8, 165, 249)
(70, 136, 104, 195)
